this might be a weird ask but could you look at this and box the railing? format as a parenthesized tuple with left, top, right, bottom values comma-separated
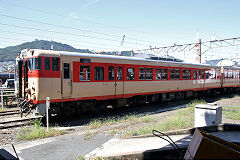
(0, 87, 15, 109)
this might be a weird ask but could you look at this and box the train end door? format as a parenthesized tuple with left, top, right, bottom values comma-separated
(62, 61, 72, 98)
(115, 64, 124, 98)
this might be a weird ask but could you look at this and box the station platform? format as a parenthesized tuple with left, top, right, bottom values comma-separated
(85, 124, 240, 159)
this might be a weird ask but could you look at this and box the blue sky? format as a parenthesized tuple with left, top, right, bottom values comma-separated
(0, 0, 240, 59)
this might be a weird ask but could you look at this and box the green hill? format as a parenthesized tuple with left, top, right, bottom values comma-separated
(0, 40, 93, 61)
(0, 40, 132, 61)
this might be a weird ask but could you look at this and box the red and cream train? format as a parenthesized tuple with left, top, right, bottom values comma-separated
(15, 49, 240, 115)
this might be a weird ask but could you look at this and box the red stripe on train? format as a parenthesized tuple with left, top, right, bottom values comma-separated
(32, 86, 233, 104)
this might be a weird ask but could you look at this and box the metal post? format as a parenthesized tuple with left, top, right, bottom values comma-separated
(46, 97, 50, 131)
(199, 39, 202, 64)
(1, 88, 4, 109)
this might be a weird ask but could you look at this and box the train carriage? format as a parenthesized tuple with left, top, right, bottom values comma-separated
(15, 49, 240, 116)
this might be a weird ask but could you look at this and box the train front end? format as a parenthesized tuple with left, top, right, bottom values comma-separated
(15, 49, 61, 116)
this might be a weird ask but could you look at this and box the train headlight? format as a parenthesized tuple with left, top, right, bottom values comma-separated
(32, 94, 36, 100)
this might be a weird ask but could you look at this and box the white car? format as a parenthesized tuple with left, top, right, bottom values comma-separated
(4, 79, 15, 88)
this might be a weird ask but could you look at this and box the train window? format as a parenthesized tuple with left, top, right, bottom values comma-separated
(139, 68, 152, 80)
(187, 70, 191, 79)
(182, 69, 187, 79)
(156, 68, 161, 80)
(127, 68, 135, 80)
(224, 70, 228, 79)
(139, 68, 145, 80)
(205, 71, 209, 79)
(201, 70, 205, 79)
(175, 69, 180, 79)
(108, 66, 114, 80)
(211, 70, 216, 79)
(28, 58, 33, 71)
(228, 71, 231, 79)
(94, 67, 104, 80)
(193, 70, 197, 79)
(228, 71, 233, 79)
(44, 58, 50, 70)
(183, 69, 191, 80)
(34, 57, 41, 70)
(170, 69, 180, 80)
(236, 72, 239, 79)
(52, 58, 59, 71)
(146, 68, 153, 80)
(80, 65, 91, 81)
(205, 70, 209, 79)
(162, 69, 167, 80)
(170, 69, 175, 79)
(198, 70, 201, 79)
(64, 63, 70, 79)
(117, 66, 122, 80)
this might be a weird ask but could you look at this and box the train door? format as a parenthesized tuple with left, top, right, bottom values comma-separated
(62, 61, 72, 98)
(115, 64, 124, 98)
(198, 70, 205, 89)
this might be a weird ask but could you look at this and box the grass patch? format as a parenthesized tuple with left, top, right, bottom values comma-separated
(17, 119, 66, 140)
(87, 114, 157, 129)
(0, 107, 6, 112)
(124, 99, 206, 137)
(223, 106, 240, 120)
(83, 131, 95, 140)
(77, 155, 84, 160)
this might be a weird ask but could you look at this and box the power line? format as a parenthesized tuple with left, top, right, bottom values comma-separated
(0, 13, 122, 39)
(0, 37, 121, 51)
(0, 30, 144, 51)
(0, 2, 162, 45)
(0, 22, 155, 47)
(134, 37, 240, 63)
(135, 37, 240, 53)
(0, 36, 30, 42)
(0, 29, 143, 50)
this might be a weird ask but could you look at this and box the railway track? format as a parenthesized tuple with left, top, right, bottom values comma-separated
(0, 115, 43, 129)
(0, 109, 20, 116)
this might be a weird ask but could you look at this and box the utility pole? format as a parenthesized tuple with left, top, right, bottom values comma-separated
(199, 39, 202, 63)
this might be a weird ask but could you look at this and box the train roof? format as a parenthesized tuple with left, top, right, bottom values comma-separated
(21, 49, 240, 70)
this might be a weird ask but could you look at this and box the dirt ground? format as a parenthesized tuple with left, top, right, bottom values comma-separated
(1, 93, 240, 146)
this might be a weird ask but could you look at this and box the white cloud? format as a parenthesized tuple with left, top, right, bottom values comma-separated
(82, 0, 100, 8)
(0, 7, 5, 11)
(68, 12, 79, 19)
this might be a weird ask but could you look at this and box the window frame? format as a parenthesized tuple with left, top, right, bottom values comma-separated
(63, 63, 70, 79)
(117, 66, 123, 80)
(156, 68, 162, 80)
(52, 57, 59, 71)
(80, 65, 91, 81)
(139, 67, 146, 80)
(127, 68, 135, 80)
(170, 68, 180, 80)
(44, 57, 50, 70)
(94, 66, 105, 81)
(108, 66, 114, 81)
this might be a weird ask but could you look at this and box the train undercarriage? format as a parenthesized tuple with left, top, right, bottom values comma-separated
(31, 87, 239, 116)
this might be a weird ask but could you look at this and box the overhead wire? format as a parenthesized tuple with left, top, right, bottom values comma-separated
(0, 13, 163, 45)
(0, 1, 163, 45)
(0, 30, 144, 51)
(0, 29, 143, 51)
(0, 22, 155, 48)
